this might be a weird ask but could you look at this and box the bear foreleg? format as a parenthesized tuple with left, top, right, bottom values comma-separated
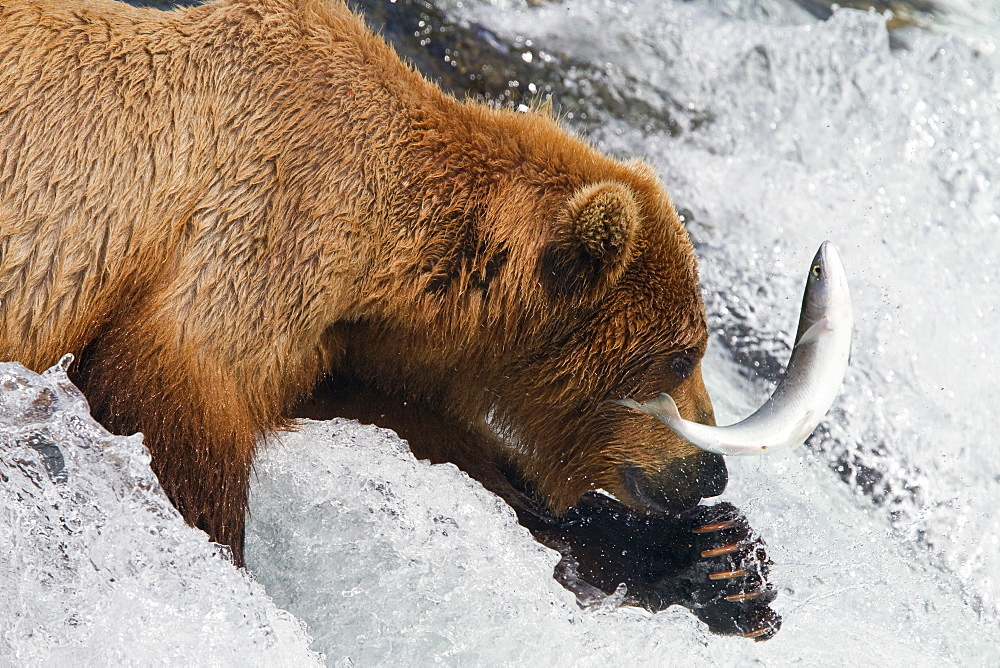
(73, 322, 257, 566)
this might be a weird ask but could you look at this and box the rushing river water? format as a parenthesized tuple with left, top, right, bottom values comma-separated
(2, 0, 1000, 664)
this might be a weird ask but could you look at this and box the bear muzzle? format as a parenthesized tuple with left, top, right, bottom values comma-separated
(620, 452, 728, 514)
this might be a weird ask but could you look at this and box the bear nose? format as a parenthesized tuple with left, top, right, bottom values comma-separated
(696, 452, 728, 498)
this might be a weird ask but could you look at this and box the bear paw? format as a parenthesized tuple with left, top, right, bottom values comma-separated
(540, 493, 781, 641)
(655, 502, 781, 641)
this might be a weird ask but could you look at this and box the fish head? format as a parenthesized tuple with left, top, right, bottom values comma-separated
(797, 241, 852, 342)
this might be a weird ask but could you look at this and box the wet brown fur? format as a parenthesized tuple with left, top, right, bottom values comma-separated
(0, 0, 718, 564)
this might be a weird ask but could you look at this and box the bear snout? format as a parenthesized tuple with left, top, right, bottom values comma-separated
(621, 452, 728, 513)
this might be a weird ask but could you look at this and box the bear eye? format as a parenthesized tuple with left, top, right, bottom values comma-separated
(628, 348, 698, 401)
(665, 348, 698, 381)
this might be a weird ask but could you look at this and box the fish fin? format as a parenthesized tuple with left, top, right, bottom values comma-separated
(793, 409, 817, 444)
(793, 317, 831, 348)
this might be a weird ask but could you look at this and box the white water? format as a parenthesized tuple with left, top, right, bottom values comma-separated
(3, 0, 1000, 664)
(0, 359, 319, 664)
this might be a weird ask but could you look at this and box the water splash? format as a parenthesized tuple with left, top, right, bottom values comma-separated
(0, 361, 319, 663)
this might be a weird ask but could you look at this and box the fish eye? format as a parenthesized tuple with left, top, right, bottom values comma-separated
(811, 264, 822, 279)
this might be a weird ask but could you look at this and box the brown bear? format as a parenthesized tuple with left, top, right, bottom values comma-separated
(0, 0, 778, 639)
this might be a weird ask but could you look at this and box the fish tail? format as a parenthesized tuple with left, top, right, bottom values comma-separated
(612, 394, 682, 424)
(645, 393, 682, 421)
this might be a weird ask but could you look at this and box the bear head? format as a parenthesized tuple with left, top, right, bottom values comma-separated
(486, 158, 726, 515)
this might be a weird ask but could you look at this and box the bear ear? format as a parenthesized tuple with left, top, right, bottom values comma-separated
(541, 181, 640, 301)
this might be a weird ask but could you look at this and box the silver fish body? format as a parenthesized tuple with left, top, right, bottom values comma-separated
(618, 241, 853, 456)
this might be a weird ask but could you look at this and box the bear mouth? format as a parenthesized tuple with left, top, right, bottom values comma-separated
(620, 455, 728, 514)
(620, 463, 701, 514)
